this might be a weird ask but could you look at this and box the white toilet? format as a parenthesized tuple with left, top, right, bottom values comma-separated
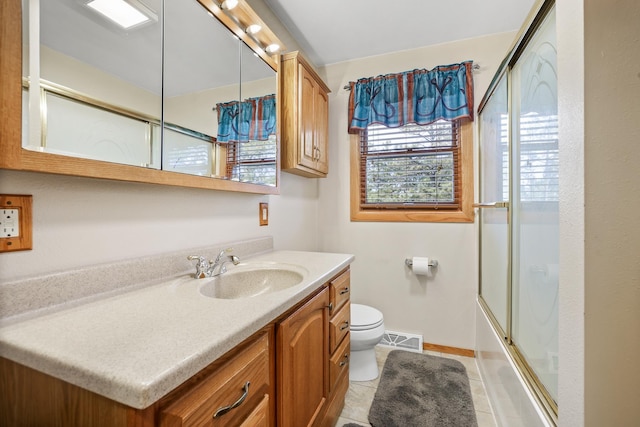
(349, 303, 385, 381)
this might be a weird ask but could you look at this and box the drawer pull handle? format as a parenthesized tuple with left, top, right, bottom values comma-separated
(339, 354, 349, 367)
(340, 321, 349, 331)
(213, 381, 250, 419)
(340, 287, 350, 295)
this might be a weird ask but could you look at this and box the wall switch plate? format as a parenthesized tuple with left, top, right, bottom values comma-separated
(259, 202, 268, 226)
(0, 195, 33, 252)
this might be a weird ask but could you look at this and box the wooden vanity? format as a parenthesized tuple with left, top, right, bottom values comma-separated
(0, 258, 351, 427)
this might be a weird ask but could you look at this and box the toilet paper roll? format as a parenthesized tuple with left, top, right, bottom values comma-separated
(412, 257, 431, 275)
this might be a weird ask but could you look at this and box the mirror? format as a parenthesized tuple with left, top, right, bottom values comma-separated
(7, 0, 283, 193)
(23, 0, 163, 168)
(163, 0, 240, 178)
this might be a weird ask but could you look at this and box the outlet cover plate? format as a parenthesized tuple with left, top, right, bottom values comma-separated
(0, 195, 33, 252)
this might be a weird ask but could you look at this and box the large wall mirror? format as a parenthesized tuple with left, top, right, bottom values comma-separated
(1, 0, 282, 194)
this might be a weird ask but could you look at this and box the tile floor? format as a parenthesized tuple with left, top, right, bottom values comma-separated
(336, 345, 497, 427)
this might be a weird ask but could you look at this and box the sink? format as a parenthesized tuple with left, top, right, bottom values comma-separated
(198, 264, 306, 299)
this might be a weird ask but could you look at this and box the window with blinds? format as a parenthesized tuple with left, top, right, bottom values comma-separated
(499, 113, 559, 202)
(226, 135, 277, 186)
(359, 120, 461, 209)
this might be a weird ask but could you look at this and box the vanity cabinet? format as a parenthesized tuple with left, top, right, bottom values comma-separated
(327, 270, 351, 399)
(280, 51, 330, 178)
(275, 268, 350, 427)
(0, 268, 351, 427)
(276, 287, 329, 427)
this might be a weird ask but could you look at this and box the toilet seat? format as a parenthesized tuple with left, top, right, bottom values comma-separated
(351, 303, 384, 331)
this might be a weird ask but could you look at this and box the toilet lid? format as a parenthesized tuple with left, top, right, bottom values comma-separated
(351, 304, 384, 330)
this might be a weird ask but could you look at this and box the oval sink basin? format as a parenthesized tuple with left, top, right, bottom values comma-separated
(199, 264, 305, 299)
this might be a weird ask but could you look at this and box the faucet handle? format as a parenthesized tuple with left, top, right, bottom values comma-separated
(187, 255, 210, 279)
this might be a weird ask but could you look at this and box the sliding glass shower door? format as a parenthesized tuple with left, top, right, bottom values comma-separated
(478, 74, 509, 334)
(478, 1, 558, 415)
(511, 8, 558, 403)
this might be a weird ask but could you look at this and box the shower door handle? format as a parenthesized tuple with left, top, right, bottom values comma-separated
(473, 201, 509, 209)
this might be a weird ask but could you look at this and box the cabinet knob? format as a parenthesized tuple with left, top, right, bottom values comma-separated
(213, 381, 250, 418)
(327, 302, 333, 312)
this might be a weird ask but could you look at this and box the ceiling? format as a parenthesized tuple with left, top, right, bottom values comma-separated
(264, 0, 537, 67)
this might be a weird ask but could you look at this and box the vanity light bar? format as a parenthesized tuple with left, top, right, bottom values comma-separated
(86, 0, 157, 30)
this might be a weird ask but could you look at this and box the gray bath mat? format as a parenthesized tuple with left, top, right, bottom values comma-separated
(342, 424, 366, 427)
(368, 350, 478, 427)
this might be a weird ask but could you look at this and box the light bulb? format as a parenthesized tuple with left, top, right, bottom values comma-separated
(246, 24, 262, 34)
(265, 43, 280, 54)
(221, 0, 238, 10)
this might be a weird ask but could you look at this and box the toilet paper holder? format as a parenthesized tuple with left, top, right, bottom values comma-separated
(405, 258, 438, 268)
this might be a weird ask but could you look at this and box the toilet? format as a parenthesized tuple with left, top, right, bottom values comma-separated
(349, 303, 385, 381)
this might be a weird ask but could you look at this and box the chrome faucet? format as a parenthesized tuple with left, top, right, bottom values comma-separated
(210, 248, 240, 276)
(187, 248, 240, 279)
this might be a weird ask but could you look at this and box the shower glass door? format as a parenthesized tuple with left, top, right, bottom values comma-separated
(511, 9, 558, 402)
(478, 74, 509, 334)
(478, 2, 558, 413)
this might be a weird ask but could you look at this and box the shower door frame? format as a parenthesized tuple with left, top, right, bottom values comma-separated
(477, 0, 558, 424)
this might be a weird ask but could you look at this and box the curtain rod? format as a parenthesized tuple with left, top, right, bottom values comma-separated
(343, 63, 480, 91)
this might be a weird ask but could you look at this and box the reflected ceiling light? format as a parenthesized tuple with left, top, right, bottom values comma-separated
(220, 0, 238, 10)
(86, 0, 157, 30)
(265, 43, 280, 54)
(246, 24, 262, 35)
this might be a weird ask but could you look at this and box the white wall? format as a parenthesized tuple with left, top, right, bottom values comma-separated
(558, 0, 640, 425)
(317, 32, 517, 350)
(556, 0, 585, 425)
(0, 170, 319, 282)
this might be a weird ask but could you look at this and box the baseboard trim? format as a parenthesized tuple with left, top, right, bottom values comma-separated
(423, 342, 475, 358)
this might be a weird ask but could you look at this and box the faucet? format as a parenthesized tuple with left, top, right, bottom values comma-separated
(210, 248, 240, 277)
(187, 248, 240, 279)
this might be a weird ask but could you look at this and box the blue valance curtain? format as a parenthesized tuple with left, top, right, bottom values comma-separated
(347, 61, 474, 134)
(216, 94, 276, 143)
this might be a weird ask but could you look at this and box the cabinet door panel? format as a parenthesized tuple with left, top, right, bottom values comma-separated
(276, 287, 329, 427)
(314, 87, 329, 174)
(299, 65, 317, 170)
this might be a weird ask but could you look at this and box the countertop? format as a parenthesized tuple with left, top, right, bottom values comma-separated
(0, 249, 354, 409)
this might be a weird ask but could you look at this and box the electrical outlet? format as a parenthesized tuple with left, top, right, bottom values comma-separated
(0, 195, 33, 252)
(259, 202, 268, 226)
(0, 209, 20, 237)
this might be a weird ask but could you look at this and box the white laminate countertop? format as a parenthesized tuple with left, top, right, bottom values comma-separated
(0, 250, 354, 409)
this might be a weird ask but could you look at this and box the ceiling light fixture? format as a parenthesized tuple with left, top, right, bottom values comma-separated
(86, 0, 157, 30)
(246, 24, 262, 35)
(220, 0, 238, 10)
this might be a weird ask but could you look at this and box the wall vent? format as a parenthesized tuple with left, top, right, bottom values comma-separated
(379, 330, 423, 353)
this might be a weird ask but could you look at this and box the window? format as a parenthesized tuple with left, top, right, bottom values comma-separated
(351, 118, 474, 222)
(226, 134, 277, 186)
(500, 113, 559, 203)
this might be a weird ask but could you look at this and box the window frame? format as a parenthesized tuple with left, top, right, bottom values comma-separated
(350, 118, 474, 223)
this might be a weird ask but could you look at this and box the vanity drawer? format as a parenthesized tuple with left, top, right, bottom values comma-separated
(160, 333, 270, 427)
(239, 394, 269, 427)
(329, 302, 350, 353)
(329, 269, 350, 316)
(329, 332, 350, 392)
